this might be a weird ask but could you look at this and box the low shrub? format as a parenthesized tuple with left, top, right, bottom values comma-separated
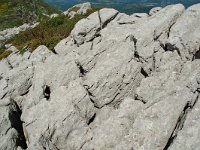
(7, 6, 101, 53)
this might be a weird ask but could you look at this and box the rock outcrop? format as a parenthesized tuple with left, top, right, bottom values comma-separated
(63, 2, 92, 18)
(0, 3, 200, 150)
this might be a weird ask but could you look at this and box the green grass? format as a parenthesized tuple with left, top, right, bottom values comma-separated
(0, 50, 12, 60)
(0, 0, 60, 31)
(6, 7, 100, 53)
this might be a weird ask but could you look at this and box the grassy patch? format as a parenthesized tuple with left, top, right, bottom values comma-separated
(7, 7, 100, 53)
(0, 0, 60, 31)
(0, 50, 12, 60)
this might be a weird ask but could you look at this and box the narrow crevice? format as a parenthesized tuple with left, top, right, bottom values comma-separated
(101, 13, 119, 29)
(39, 134, 59, 150)
(140, 67, 149, 78)
(163, 92, 199, 150)
(134, 94, 146, 104)
(20, 90, 30, 96)
(87, 113, 96, 125)
(118, 22, 135, 25)
(83, 85, 100, 109)
(97, 9, 119, 30)
(132, 36, 137, 51)
(52, 48, 58, 55)
(152, 54, 156, 71)
(1, 92, 8, 100)
(6, 58, 13, 69)
(167, 21, 177, 38)
(165, 43, 182, 58)
(98, 11, 103, 29)
(75, 61, 87, 77)
(20, 84, 32, 96)
(9, 99, 28, 149)
(192, 49, 200, 60)
(44, 85, 51, 100)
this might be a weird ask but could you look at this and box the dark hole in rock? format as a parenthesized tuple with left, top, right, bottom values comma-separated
(44, 85, 51, 100)
(87, 113, 96, 125)
(193, 50, 200, 60)
(52, 48, 58, 55)
(141, 68, 149, 78)
(75, 61, 87, 77)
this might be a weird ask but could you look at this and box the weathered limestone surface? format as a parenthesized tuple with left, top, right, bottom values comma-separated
(0, 3, 200, 150)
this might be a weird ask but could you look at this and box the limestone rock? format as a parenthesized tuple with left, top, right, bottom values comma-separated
(0, 3, 200, 150)
(167, 3, 200, 60)
(50, 13, 59, 18)
(63, 2, 92, 18)
(71, 8, 119, 45)
(149, 7, 162, 16)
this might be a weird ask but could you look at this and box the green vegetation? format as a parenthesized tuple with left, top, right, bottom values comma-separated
(6, 7, 100, 53)
(0, 0, 60, 31)
(0, 50, 12, 60)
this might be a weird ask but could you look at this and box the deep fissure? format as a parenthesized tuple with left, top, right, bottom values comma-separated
(87, 113, 96, 125)
(163, 92, 199, 150)
(192, 49, 200, 60)
(140, 67, 149, 78)
(9, 99, 27, 149)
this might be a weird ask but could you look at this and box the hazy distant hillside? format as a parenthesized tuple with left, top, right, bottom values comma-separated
(44, 0, 200, 14)
(0, 0, 59, 31)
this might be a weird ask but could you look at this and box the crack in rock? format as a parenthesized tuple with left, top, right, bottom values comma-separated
(164, 91, 200, 150)
(9, 99, 28, 149)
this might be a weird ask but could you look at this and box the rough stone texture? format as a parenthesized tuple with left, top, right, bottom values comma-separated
(1, 4, 200, 150)
(167, 3, 200, 60)
(149, 7, 162, 16)
(63, 2, 92, 18)
(70, 8, 119, 45)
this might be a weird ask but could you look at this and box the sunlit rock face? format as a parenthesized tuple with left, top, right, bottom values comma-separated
(0, 3, 200, 150)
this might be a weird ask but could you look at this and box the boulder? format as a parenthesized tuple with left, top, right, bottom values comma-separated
(82, 41, 143, 108)
(70, 8, 119, 45)
(63, 2, 92, 18)
(167, 4, 200, 60)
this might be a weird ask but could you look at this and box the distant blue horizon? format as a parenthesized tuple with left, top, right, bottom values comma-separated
(44, 0, 200, 14)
